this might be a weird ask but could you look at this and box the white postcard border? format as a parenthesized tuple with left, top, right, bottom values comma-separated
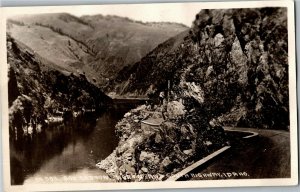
(0, 0, 297, 191)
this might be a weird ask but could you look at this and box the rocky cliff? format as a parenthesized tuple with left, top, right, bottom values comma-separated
(109, 7, 289, 130)
(7, 35, 111, 140)
(98, 8, 289, 181)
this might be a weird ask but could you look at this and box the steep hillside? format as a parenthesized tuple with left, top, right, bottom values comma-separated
(7, 35, 111, 140)
(106, 30, 189, 96)
(98, 7, 289, 182)
(7, 13, 188, 86)
(109, 8, 289, 130)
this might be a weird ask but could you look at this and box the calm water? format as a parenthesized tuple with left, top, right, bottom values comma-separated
(10, 100, 143, 185)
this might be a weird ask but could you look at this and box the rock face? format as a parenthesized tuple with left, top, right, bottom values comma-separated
(7, 35, 111, 140)
(97, 104, 227, 181)
(98, 8, 289, 181)
(109, 8, 289, 130)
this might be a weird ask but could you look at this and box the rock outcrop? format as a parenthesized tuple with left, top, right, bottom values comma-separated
(99, 8, 289, 181)
(7, 35, 111, 140)
(109, 8, 289, 130)
(97, 104, 227, 181)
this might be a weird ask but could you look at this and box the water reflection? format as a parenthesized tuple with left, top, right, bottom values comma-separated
(10, 102, 137, 185)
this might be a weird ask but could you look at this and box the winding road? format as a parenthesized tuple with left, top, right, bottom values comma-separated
(179, 127, 291, 180)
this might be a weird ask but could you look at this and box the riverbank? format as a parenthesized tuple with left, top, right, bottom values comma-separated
(9, 100, 143, 185)
(7, 35, 111, 143)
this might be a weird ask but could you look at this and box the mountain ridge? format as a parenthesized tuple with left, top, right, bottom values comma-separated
(7, 13, 188, 87)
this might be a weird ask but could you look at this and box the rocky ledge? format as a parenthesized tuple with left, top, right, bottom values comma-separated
(97, 100, 228, 181)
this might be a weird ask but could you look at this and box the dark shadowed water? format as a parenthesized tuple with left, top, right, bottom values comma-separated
(10, 100, 144, 185)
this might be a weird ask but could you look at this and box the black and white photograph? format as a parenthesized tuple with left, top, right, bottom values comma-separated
(0, 1, 298, 191)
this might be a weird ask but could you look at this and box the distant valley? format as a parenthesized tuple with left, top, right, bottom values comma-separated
(7, 13, 188, 88)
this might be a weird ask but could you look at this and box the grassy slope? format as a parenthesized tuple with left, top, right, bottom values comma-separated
(7, 13, 188, 86)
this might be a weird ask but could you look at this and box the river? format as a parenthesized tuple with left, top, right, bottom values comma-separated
(9, 99, 145, 185)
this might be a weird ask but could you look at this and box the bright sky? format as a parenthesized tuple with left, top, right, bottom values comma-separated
(4, 3, 202, 27)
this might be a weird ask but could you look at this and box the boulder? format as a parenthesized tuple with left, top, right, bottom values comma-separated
(180, 82, 204, 104)
(183, 149, 193, 155)
(161, 157, 172, 167)
(160, 156, 173, 173)
(139, 151, 160, 165)
(141, 167, 148, 173)
(124, 112, 132, 117)
(214, 33, 225, 47)
(154, 133, 163, 144)
(206, 66, 214, 77)
(166, 101, 186, 119)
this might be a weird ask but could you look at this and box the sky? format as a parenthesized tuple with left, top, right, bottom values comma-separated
(4, 3, 202, 27)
